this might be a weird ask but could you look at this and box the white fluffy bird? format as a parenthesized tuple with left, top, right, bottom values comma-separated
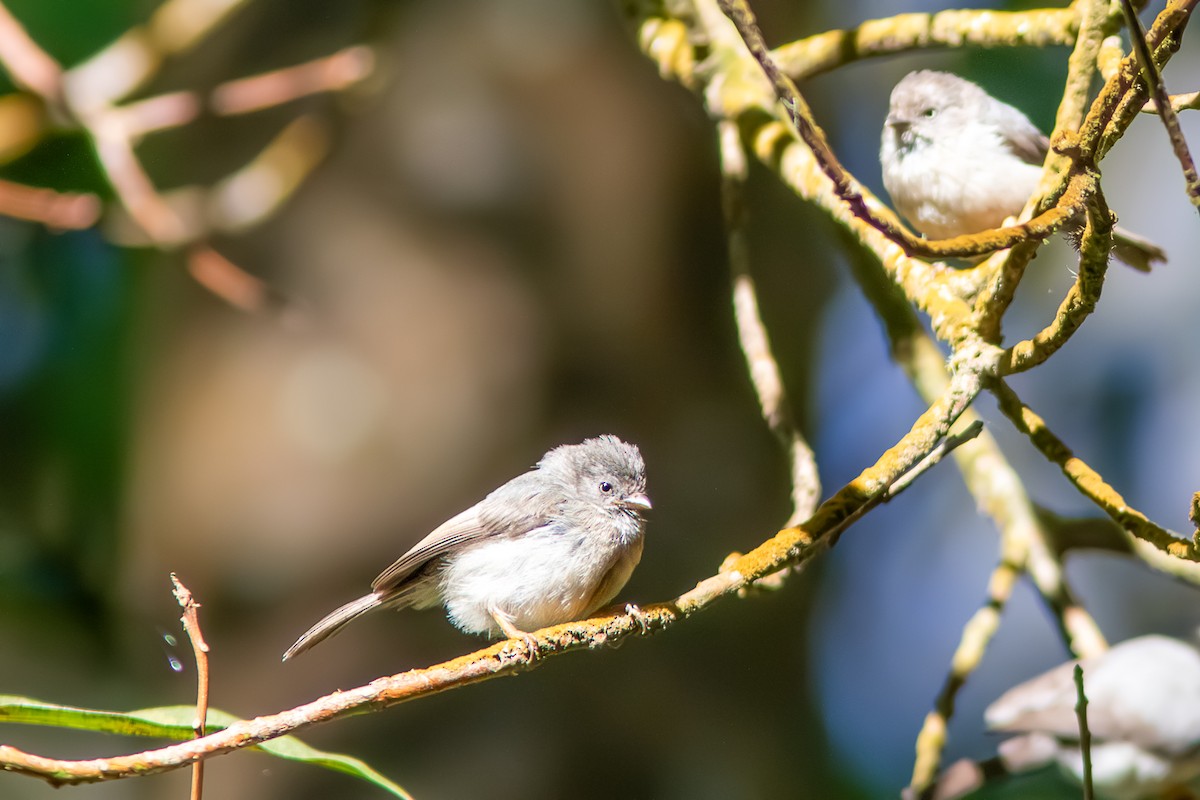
(984, 635, 1200, 799)
(880, 70, 1166, 271)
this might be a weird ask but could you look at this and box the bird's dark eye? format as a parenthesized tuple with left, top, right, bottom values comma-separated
(599, 481, 613, 494)
(922, 107, 937, 118)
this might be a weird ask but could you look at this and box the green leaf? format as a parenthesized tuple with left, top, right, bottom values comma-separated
(0, 695, 412, 798)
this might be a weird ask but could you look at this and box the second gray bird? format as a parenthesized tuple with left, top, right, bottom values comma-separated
(283, 435, 651, 660)
(881, 70, 1165, 271)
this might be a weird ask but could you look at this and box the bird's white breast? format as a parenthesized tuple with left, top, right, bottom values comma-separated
(437, 522, 643, 636)
(885, 121, 1042, 241)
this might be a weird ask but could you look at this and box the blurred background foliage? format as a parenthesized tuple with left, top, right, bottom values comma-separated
(0, 0, 1197, 798)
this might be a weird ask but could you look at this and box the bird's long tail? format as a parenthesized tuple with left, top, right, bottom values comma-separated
(282, 593, 383, 661)
(1112, 225, 1167, 273)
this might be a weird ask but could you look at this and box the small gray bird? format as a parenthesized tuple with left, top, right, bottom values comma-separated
(881, 70, 1165, 271)
(283, 435, 651, 660)
(986, 634, 1200, 799)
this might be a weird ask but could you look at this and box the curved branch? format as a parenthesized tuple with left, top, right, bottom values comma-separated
(998, 199, 1112, 374)
(973, 0, 1111, 334)
(991, 379, 1200, 561)
(775, 9, 1079, 82)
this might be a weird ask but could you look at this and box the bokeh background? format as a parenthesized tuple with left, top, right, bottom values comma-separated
(1, 0, 1199, 798)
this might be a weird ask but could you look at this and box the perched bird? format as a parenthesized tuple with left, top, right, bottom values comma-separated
(979, 634, 1200, 799)
(880, 69, 1165, 271)
(283, 435, 651, 661)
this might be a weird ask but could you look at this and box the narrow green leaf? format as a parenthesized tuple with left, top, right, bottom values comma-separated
(0, 695, 412, 798)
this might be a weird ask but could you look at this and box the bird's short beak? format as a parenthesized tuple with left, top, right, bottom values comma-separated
(621, 493, 652, 512)
(885, 114, 909, 134)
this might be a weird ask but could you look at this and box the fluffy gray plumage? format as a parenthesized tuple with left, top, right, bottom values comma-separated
(984, 635, 1200, 800)
(880, 70, 1165, 271)
(283, 435, 650, 660)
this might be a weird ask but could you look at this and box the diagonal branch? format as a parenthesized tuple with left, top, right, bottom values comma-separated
(991, 378, 1200, 561)
(0, 382, 981, 786)
(0, 2, 63, 106)
(844, 244, 1107, 797)
(1118, 0, 1200, 208)
(719, 120, 820, 526)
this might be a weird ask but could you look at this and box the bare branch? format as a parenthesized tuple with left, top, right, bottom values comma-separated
(1119, 0, 1200, 208)
(719, 120, 820, 526)
(0, 179, 100, 229)
(170, 574, 210, 800)
(1074, 664, 1095, 800)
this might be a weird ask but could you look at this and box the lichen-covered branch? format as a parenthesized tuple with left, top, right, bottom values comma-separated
(845, 246, 1106, 797)
(0, 410, 974, 786)
(774, 9, 1079, 82)
(1119, 0, 1200, 208)
(998, 200, 1112, 374)
(992, 379, 1200, 560)
(971, 0, 1113, 336)
(1087, 0, 1197, 161)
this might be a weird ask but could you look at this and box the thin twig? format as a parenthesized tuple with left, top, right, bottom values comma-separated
(113, 91, 201, 139)
(1143, 90, 1199, 113)
(884, 421, 983, 498)
(170, 574, 210, 800)
(1118, 0, 1200, 208)
(1074, 663, 1094, 800)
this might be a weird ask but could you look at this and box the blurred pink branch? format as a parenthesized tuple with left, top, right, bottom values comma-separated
(0, 0, 373, 314)
(186, 246, 273, 314)
(0, 179, 100, 229)
(0, 2, 63, 106)
(212, 45, 375, 116)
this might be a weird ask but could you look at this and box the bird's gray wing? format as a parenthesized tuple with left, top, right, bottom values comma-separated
(370, 472, 556, 593)
(992, 100, 1050, 166)
(986, 658, 1093, 739)
(986, 638, 1200, 753)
